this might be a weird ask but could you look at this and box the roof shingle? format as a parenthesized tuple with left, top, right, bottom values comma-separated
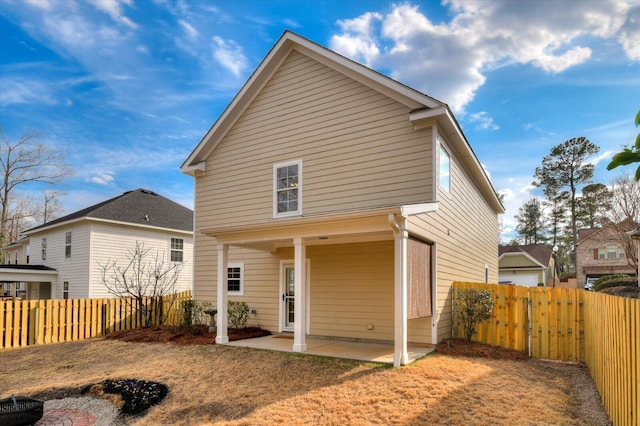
(27, 189, 193, 233)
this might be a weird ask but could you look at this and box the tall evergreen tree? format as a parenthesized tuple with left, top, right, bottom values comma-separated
(533, 136, 599, 267)
(576, 183, 611, 228)
(515, 198, 547, 244)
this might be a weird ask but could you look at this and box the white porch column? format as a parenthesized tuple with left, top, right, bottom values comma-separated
(393, 225, 409, 367)
(216, 243, 229, 344)
(293, 236, 307, 352)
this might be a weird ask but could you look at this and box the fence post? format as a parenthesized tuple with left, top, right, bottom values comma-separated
(526, 297, 532, 358)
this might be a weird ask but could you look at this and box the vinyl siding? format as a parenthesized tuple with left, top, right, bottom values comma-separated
(195, 49, 433, 229)
(407, 134, 500, 342)
(500, 255, 539, 268)
(29, 224, 91, 299)
(194, 240, 434, 343)
(88, 223, 193, 298)
(308, 242, 394, 341)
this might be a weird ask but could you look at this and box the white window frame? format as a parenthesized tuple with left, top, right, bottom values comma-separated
(63, 281, 69, 300)
(170, 237, 184, 262)
(65, 231, 72, 258)
(227, 262, 244, 296)
(6, 252, 10, 265)
(273, 159, 302, 218)
(42, 238, 47, 261)
(439, 142, 451, 193)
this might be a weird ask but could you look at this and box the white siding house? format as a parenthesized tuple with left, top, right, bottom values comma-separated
(1, 189, 193, 300)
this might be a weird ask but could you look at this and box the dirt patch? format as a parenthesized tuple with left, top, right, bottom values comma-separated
(104, 325, 270, 345)
(436, 338, 529, 360)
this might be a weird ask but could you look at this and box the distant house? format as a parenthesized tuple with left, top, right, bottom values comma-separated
(498, 245, 558, 287)
(1, 189, 193, 300)
(181, 31, 503, 366)
(576, 220, 638, 288)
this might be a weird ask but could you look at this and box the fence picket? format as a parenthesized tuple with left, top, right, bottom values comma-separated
(0, 291, 191, 350)
(452, 282, 638, 426)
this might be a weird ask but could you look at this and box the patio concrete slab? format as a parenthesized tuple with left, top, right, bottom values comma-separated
(226, 334, 435, 364)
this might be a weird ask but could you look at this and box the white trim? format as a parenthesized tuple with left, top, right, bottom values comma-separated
(181, 161, 206, 177)
(227, 262, 244, 296)
(438, 140, 451, 194)
(293, 237, 307, 352)
(430, 243, 439, 346)
(400, 203, 438, 217)
(273, 159, 303, 218)
(279, 259, 310, 334)
(216, 244, 229, 344)
(27, 216, 193, 236)
(498, 251, 548, 269)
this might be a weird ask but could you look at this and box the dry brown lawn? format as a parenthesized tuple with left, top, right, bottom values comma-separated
(0, 335, 610, 425)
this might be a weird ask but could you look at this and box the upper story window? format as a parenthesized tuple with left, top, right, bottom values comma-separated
(65, 231, 72, 258)
(42, 238, 47, 261)
(171, 238, 184, 262)
(597, 246, 625, 260)
(227, 262, 244, 295)
(26, 245, 30, 264)
(6, 252, 10, 264)
(439, 144, 451, 193)
(274, 160, 302, 217)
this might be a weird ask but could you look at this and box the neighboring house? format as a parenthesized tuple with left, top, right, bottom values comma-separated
(498, 245, 558, 287)
(1, 189, 193, 300)
(181, 31, 503, 366)
(576, 220, 638, 288)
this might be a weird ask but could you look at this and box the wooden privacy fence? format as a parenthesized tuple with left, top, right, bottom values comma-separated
(454, 282, 639, 426)
(0, 291, 191, 349)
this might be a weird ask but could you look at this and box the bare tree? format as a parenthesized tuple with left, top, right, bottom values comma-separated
(38, 190, 64, 224)
(605, 174, 640, 271)
(1, 129, 71, 249)
(100, 241, 183, 326)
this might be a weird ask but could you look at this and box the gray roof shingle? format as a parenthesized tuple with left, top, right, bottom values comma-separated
(27, 189, 193, 233)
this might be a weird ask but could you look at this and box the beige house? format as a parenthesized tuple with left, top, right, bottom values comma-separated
(1, 189, 193, 300)
(576, 221, 638, 288)
(181, 31, 503, 366)
(498, 245, 558, 287)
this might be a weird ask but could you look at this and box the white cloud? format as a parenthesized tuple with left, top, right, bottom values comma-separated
(179, 19, 199, 39)
(24, 0, 52, 10)
(330, 1, 638, 113)
(468, 111, 499, 131)
(589, 150, 616, 166)
(89, 171, 116, 185)
(92, 0, 137, 29)
(212, 36, 247, 77)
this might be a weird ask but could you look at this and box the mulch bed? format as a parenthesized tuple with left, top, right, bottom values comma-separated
(436, 338, 528, 360)
(104, 325, 270, 345)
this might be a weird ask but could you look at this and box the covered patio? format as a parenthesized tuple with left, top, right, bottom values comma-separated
(226, 334, 435, 364)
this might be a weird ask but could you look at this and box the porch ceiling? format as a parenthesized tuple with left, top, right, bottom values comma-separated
(199, 204, 437, 250)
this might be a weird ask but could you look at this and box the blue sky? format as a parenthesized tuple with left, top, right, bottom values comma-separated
(1, 0, 639, 242)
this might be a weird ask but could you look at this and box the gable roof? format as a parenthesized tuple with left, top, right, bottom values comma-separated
(26, 189, 193, 234)
(499, 244, 553, 268)
(576, 219, 639, 246)
(181, 30, 503, 214)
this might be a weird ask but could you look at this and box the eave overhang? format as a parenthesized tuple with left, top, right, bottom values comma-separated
(200, 203, 437, 249)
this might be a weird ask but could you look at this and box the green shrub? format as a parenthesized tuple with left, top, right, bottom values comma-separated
(593, 274, 635, 291)
(455, 289, 495, 343)
(180, 299, 196, 326)
(594, 276, 638, 292)
(228, 301, 250, 329)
